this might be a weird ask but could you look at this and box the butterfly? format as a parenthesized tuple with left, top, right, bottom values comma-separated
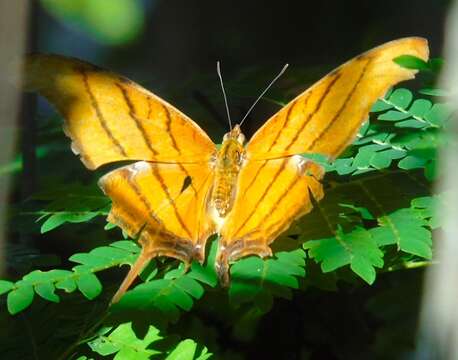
(23, 37, 429, 303)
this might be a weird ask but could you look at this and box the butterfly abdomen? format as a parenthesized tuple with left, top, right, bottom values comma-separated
(211, 135, 245, 219)
(212, 168, 239, 217)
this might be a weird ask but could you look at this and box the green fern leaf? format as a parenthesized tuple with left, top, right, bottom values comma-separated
(398, 155, 428, 169)
(111, 241, 217, 322)
(370, 149, 406, 169)
(375, 88, 442, 128)
(321, 87, 449, 178)
(55, 276, 77, 292)
(113, 275, 204, 322)
(70, 241, 140, 270)
(229, 247, 306, 309)
(388, 88, 413, 108)
(35, 282, 60, 303)
(88, 322, 162, 358)
(166, 339, 212, 360)
(371, 99, 393, 112)
(40, 212, 100, 233)
(419, 88, 450, 96)
(304, 227, 383, 284)
(75, 272, 103, 300)
(393, 55, 429, 70)
(87, 322, 212, 360)
(369, 208, 432, 259)
(28, 183, 110, 233)
(408, 99, 433, 117)
(0, 241, 141, 313)
(411, 194, 442, 229)
(7, 284, 34, 315)
(0, 280, 13, 295)
(394, 119, 428, 128)
(424, 103, 453, 126)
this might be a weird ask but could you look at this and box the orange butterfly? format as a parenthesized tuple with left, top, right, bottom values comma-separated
(24, 37, 429, 303)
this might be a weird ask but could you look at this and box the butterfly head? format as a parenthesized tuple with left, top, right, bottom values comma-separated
(220, 124, 246, 168)
(223, 124, 245, 145)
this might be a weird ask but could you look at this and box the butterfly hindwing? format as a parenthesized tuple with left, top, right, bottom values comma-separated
(216, 156, 324, 284)
(24, 54, 216, 169)
(245, 37, 429, 160)
(99, 161, 215, 302)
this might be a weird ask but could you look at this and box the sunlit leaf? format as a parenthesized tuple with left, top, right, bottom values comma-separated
(35, 282, 60, 303)
(370, 208, 432, 259)
(76, 273, 102, 300)
(304, 227, 383, 284)
(394, 55, 429, 70)
(388, 88, 413, 108)
(89, 322, 162, 358)
(7, 285, 34, 315)
(0, 280, 14, 295)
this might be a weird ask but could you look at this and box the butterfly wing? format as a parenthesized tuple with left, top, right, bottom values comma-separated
(99, 161, 215, 302)
(216, 37, 429, 283)
(216, 156, 324, 284)
(24, 54, 216, 169)
(245, 37, 429, 160)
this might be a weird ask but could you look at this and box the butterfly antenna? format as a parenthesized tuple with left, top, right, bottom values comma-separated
(239, 63, 289, 127)
(216, 61, 232, 131)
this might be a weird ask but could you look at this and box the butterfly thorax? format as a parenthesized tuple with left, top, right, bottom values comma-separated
(210, 125, 246, 220)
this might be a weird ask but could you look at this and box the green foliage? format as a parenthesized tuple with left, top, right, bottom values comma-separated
(112, 243, 218, 324)
(394, 54, 430, 70)
(314, 87, 452, 181)
(31, 183, 110, 233)
(305, 226, 384, 284)
(2, 241, 139, 314)
(86, 322, 212, 359)
(370, 208, 432, 259)
(302, 193, 435, 284)
(166, 339, 212, 360)
(229, 247, 305, 311)
(394, 55, 443, 73)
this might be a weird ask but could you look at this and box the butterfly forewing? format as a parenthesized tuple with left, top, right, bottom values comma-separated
(245, 37, 429, 160)
(24, 54, 216, 169)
